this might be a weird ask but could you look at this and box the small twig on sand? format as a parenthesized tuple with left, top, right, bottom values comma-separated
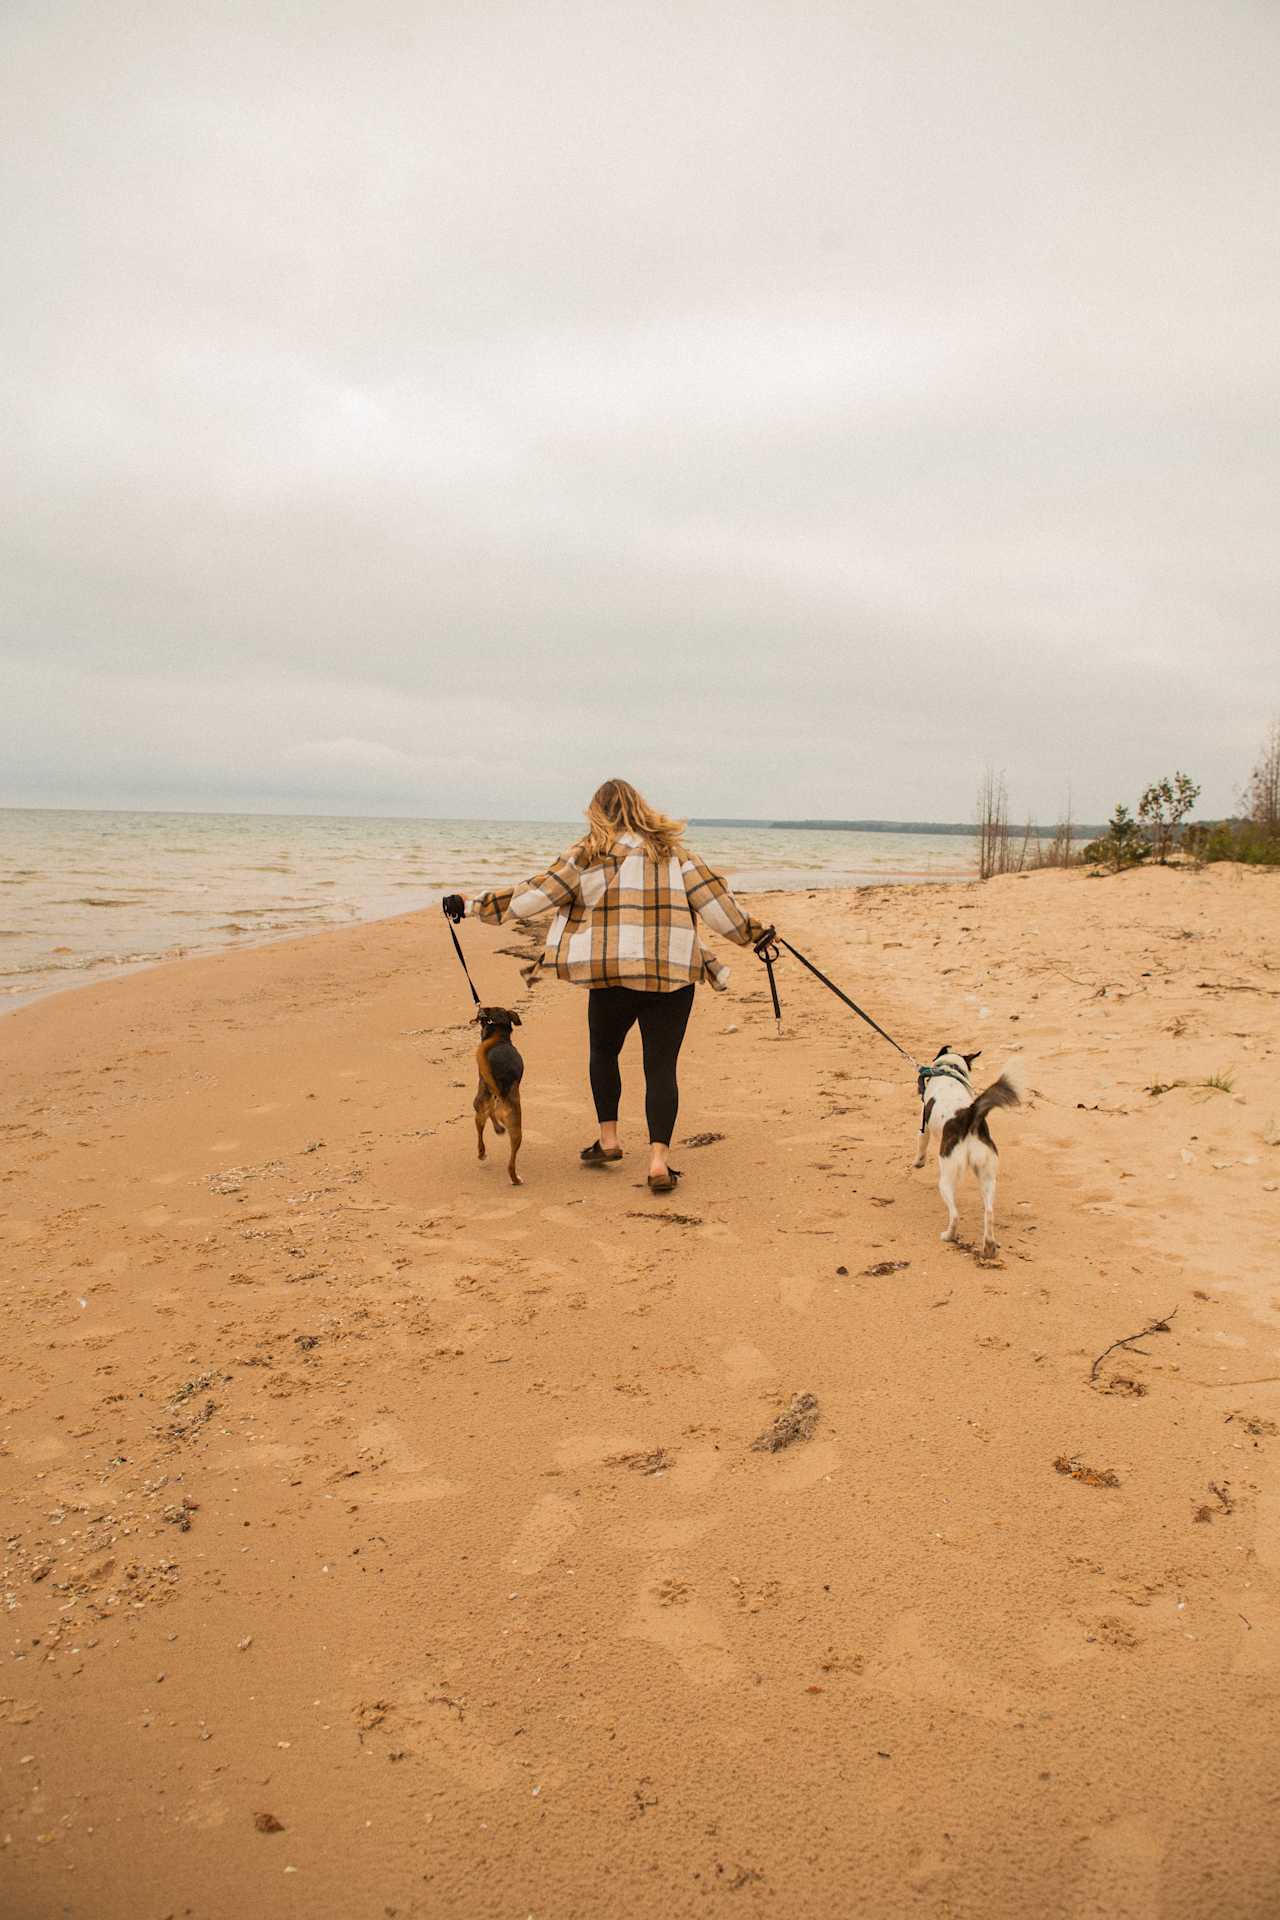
(1044, 961, 1095, 989)
(1089, 1307, 1178, 1383)
(1196, 981, 1280, 995)
(1194, 1483, 1234, 1524)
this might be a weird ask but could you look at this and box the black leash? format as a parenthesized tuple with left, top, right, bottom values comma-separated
(442, 897, 481, 1007)
(754, 929, 917, 1067)
(755, 932, 784, 1028)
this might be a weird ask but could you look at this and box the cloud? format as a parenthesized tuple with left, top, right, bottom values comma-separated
(2, 0, 1277, 822)
(284, 737, 425, 774)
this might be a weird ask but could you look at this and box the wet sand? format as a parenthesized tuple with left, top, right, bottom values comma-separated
(2, 864, 1279, 1918)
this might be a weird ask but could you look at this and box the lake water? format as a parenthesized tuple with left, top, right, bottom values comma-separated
(0, 808, 979, 1007)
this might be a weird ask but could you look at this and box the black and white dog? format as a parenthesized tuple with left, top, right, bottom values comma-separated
(913, 1048, 1022, 1257)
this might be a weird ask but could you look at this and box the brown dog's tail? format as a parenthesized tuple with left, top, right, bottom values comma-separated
(954, 1061, 1023, 1140)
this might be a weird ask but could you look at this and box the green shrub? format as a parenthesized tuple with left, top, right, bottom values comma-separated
(1185, 820, 1280, 866)
(1085, 804, 1148, 873)
(1138, 772, 1200, 861)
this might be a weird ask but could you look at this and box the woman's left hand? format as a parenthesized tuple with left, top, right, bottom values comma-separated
(442, 894, 467, 923)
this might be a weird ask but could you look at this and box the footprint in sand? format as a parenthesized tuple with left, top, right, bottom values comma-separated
(472, 1199, 533, 1227)
(555, 1432, 646, 1470)
(626, 1569, 737, 1685)
(507, 1493, 580, 1574)
(766, 1437, 841, 1493)
(906, 1843, 957, 1898)
(538, 1086, 585, 1111)
(610, 1512, 719, 1553)
(864, 1610, 1024, 1723)
(62, 1322, 124, 1346)
(353, 1420, 462, 1506)
(403, 1262, 491, 1306)
(720, 1342, 773, 1388)
(666, 1445, 722, 1496)
(777, 1271, 817, 1313)
(1081, 1814, 1165, 1915)
(541, 1205, 589, 1229)
(1034, 1612, 1104, 1668)
(356, 1685, 519, 1793)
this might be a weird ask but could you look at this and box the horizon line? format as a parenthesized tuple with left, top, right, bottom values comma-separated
(0, 800, 1116, 835)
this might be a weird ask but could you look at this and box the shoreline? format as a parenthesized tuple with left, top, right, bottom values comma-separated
(0, 865, 978, 1017)
(3, 863, 1278, 1917)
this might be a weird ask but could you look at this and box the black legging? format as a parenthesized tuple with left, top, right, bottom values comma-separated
(588, 985, 695, 1145)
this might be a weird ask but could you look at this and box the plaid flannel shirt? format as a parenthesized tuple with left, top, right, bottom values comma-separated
(470, 834, 767, 992)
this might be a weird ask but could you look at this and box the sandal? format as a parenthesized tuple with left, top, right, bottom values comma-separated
(580, 1140, 623, 1165)
(647, 1166, 683, 1194)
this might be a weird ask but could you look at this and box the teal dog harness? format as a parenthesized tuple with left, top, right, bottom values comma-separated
(917, 1061, 973, 1102)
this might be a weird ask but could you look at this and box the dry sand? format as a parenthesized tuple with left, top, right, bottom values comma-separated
(3, 863, 1279, 1919)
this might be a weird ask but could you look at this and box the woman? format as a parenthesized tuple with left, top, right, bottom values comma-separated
(443, 779, 772, 1193)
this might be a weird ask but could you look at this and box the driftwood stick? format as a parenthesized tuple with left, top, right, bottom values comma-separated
(1045, 961, 1095, 989)
(1089, 1307, 1178, 1383)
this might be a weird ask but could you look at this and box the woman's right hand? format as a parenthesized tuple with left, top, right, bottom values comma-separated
(442, 894, 467, 923)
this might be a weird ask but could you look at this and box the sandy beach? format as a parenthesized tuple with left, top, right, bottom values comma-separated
(3, 862, 1279, 1919)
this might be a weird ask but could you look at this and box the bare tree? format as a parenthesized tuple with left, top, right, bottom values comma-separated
(1014, 816, 1035, 871)
(1247, 717, 1280, 835)
(1037, 786, 1076, 868)
(976, 767, 1010, 880)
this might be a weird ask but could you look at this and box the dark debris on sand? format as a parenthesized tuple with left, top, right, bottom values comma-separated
(604, 1448, 673, 1475)
(1054, 1455, 1120, 1488)
(750, 1393, 820, 1453)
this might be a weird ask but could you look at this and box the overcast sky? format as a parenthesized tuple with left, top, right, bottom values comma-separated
(3, 0, 1276, 824)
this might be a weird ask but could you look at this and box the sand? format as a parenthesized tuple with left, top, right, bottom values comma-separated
(2, 863, 1279, 1919)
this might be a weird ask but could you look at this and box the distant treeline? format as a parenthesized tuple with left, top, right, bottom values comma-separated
(692, 817, 1106, 837)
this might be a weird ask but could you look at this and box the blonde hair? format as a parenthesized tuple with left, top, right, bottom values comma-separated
(576, 779, 688, 865)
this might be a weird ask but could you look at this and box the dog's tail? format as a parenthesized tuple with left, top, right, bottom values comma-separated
(956, 1060, 1022, 1137)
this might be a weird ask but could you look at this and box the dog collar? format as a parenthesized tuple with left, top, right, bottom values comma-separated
(917, 1062, 972, 1100)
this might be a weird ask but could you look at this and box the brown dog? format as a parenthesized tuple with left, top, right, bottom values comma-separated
(473, 1007, 524, 1185)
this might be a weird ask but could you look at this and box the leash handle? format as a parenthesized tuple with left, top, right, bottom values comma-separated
(753, 928, 783, 1031)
